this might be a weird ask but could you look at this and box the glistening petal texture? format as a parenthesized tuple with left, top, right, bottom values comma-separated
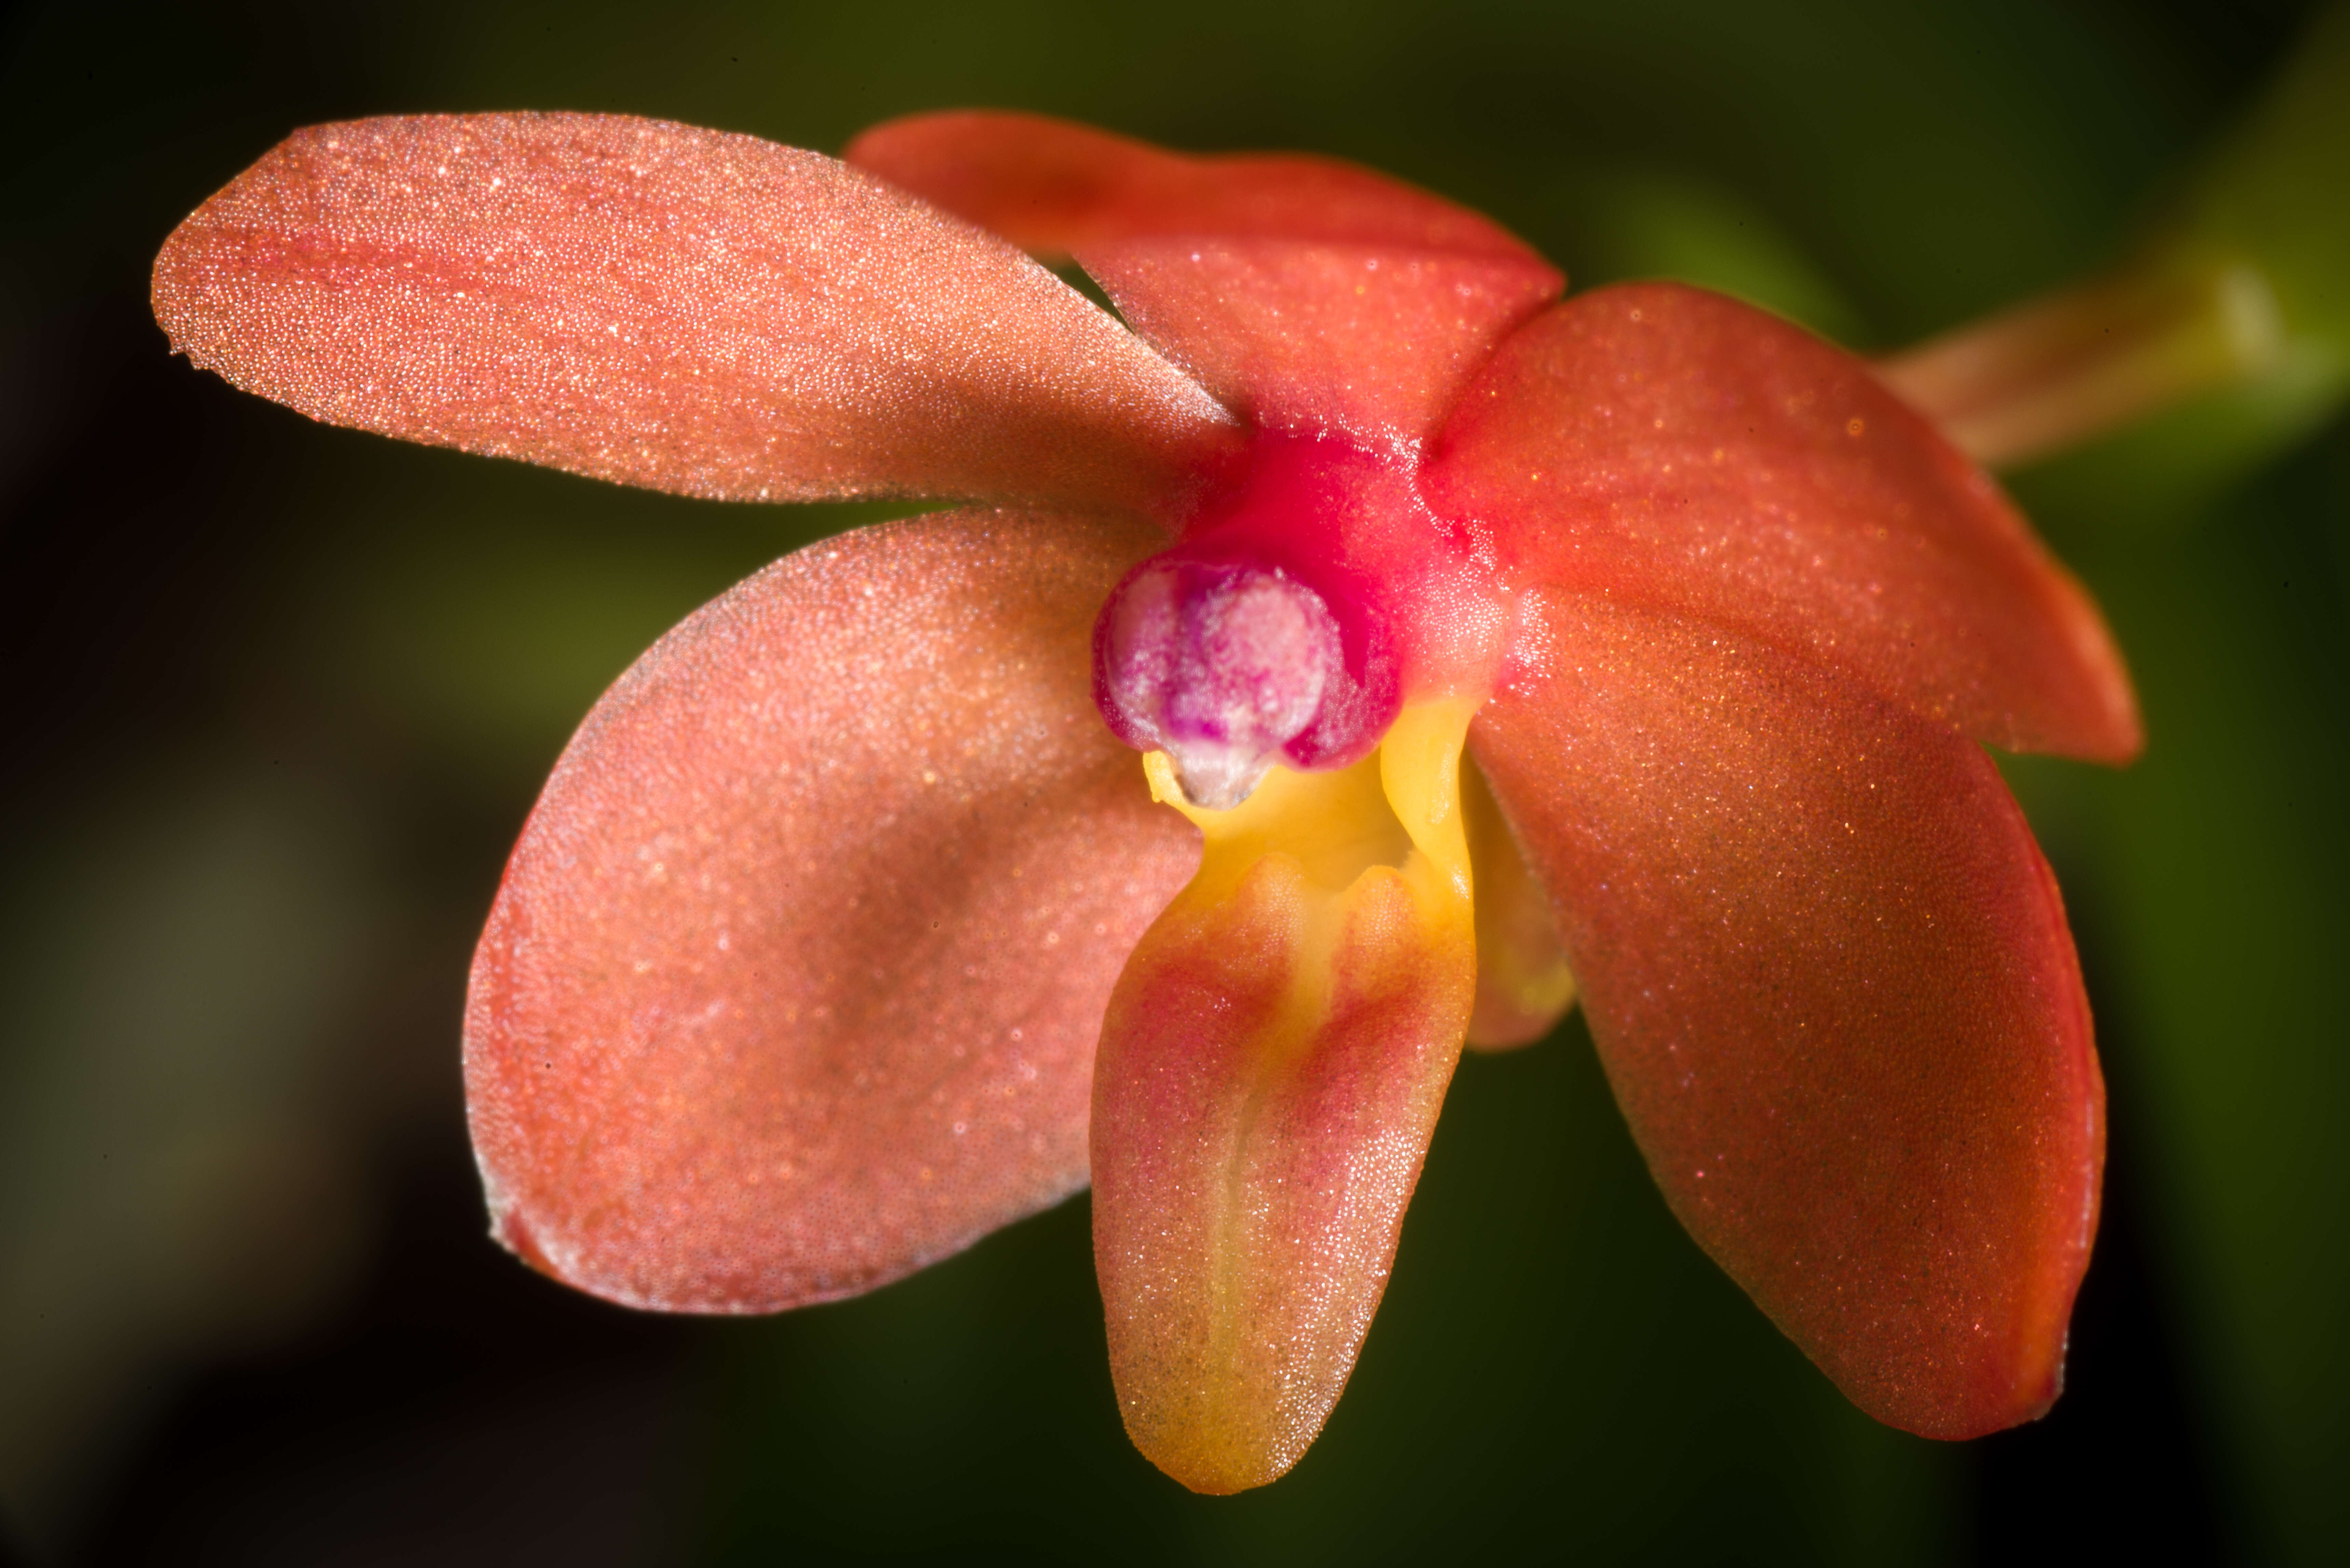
(1470, 590, 2104, 1438)
(465, 509, 1200, 1312)
(846, 110, 1563, 444)
(844, 109, 1546, 260)
(1080, 240, 1561, 446)
(154, 113, 1238, 514)
(1427, 283, 2141, 761)
(1091, 852, 1475, 1491)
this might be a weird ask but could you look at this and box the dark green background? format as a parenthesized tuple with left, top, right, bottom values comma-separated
(2, 1, 2342, 1562)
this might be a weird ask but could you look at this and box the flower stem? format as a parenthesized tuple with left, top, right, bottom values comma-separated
(1883, 3, 2350, 477)
(1876, 252, 2286, 470)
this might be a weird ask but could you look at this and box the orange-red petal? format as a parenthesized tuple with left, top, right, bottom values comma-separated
(1078, 239, 1561, 446)
(1427, 283, 2141, 762)
(844, 109, 1546, 261)
(846, 110, 1563, 444)
(1470, 590, 2104, 1438)
(464, 508, 1199, 1312)
(154, 113, 1238, 515)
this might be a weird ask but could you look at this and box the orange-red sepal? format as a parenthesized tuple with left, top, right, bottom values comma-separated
(1427, 282, 2140, 763)
(1471, 591, 2104, 1438)
(1079, 239, 1560, 446)
(153, 113, 1235, 515)
(845, 109, 1547, 261)
(846, 109, 1562, 444)
(465, 509, 1198, 1314)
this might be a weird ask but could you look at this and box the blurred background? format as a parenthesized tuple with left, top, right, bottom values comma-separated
(3, 0, 2345, 1561)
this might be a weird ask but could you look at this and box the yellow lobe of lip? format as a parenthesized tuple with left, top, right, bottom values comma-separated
(1461, 754, 1580, 1047)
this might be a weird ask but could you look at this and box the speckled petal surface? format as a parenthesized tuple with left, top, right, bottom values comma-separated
(1092, 853, 1473, 1491)
(1470, 590, 2104, 1438)
(847, 110, 1562, 444)
(1427, 282, 2141, 762)
(844, 109, 1546, 261)
(154, 113, 1238, 514)
(1092, 721, 1478, 1494)
(464, 508, 1200, 1312)
(1080, 240, 1560, 446)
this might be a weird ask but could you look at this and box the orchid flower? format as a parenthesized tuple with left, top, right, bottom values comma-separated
(152, 109, 2140, 1494)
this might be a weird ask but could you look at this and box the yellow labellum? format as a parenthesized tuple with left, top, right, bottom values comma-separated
(1107, 703, 1481, 1491)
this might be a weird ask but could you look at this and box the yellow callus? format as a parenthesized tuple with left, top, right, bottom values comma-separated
(1144, 698, 1476, 920)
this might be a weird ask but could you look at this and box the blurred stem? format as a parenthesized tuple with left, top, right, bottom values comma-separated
(1877, 252, 2286, 469)
(1880, 0, 2350, 481)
